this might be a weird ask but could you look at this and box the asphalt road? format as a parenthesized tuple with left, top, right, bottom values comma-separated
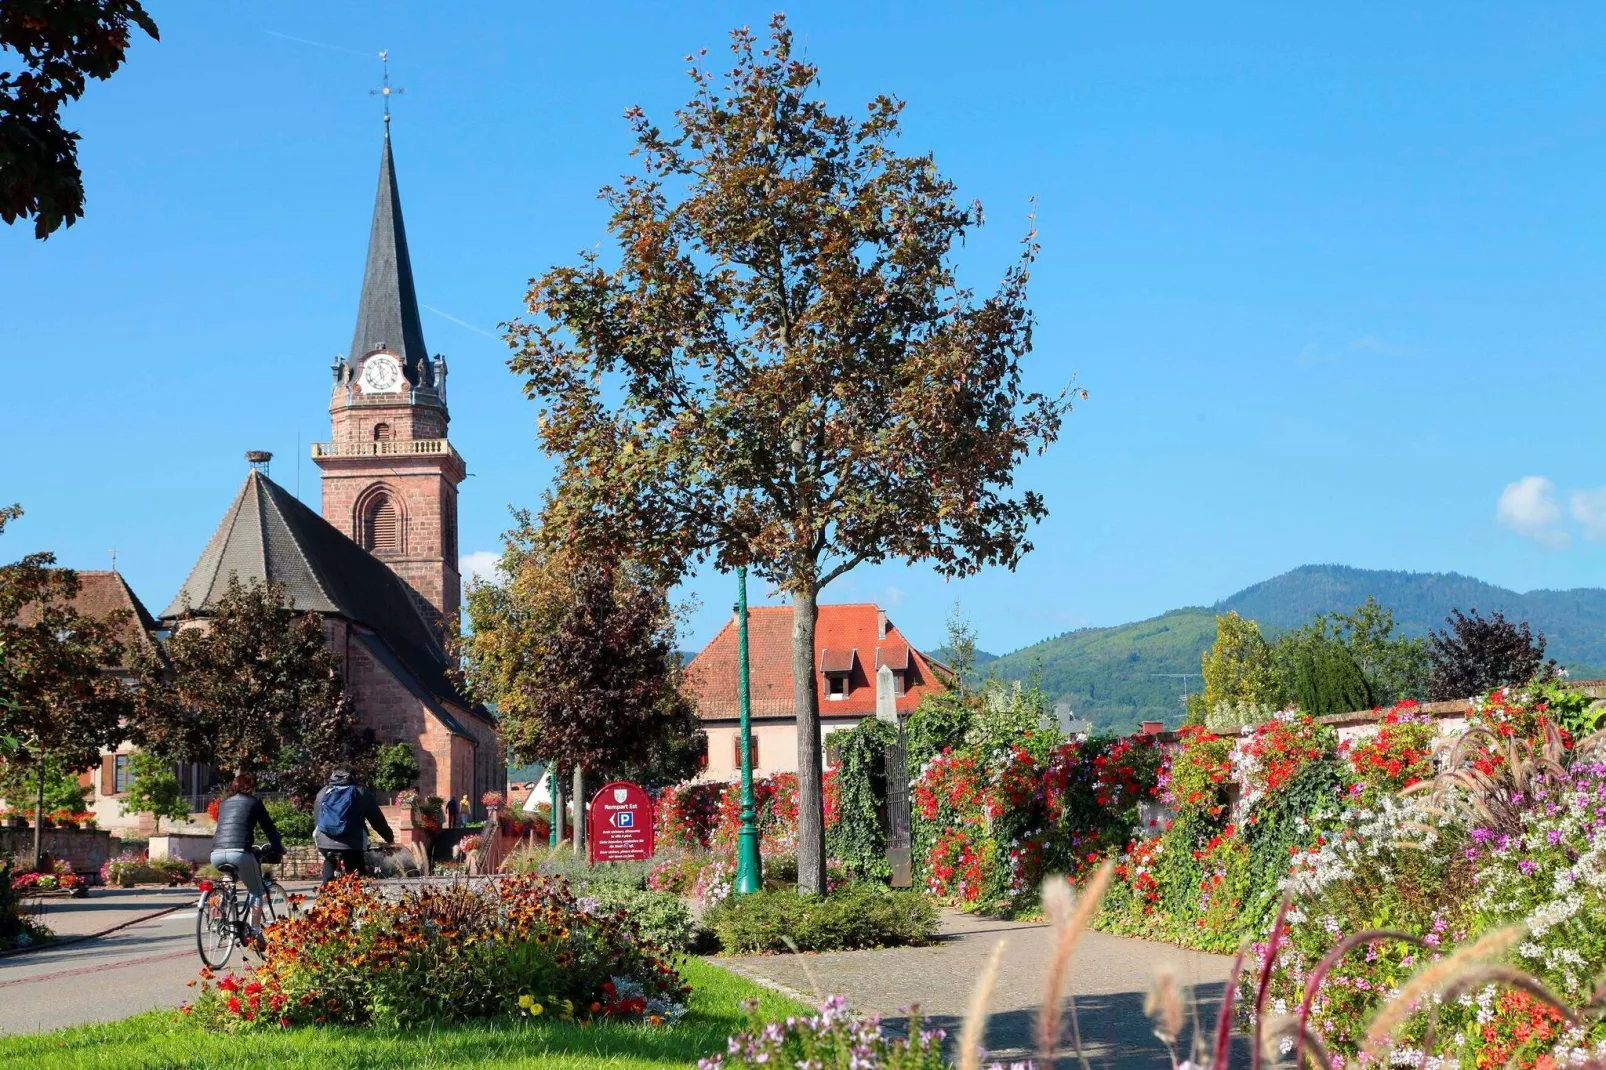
(0, 906, 201, 1034)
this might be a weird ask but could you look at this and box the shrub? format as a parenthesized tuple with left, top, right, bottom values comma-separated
(0, 857, 50, 949)
(503, 843, 651, 889)
(574, 882, 701, 953)
(371, 742, 421, 794)
(646, 854, 703, 896)
(187, 874, 688, 1030)
(707, 883, 937, 954)
(264, 799, 314, 845)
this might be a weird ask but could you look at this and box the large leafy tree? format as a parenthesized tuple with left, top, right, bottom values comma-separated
(508, 16, 1072, 893)
(1428, 608, 1555, 701)
(133, 576, 371, 800)
(464, 511, 704, 790)
(1272, 597, 1428, 713)
(1190, 611, 1286, 724)
(0, 505, 133, 863)
(1, 0, 158, 238)
(119, 750, 189, 833)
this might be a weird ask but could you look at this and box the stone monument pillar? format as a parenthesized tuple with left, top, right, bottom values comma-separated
(876, 665, 912, 888)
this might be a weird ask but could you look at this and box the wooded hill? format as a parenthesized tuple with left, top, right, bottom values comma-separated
(976, 565, 1606, 734)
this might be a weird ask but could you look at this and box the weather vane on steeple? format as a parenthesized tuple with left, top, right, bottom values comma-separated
(371, 49, 404, 130)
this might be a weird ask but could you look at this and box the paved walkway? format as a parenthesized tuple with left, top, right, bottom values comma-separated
(18, 885, 196, 942)
(721, 910, 1238, 1068)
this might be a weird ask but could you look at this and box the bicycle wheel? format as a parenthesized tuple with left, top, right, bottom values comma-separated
(261, 881, 294, 924)
(196, 887, 236, 969)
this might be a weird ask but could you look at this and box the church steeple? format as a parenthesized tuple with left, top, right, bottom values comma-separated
(314, 99, 463, 636)
(347, 129, 431, 388)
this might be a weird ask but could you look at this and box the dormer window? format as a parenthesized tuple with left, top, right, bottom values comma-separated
(820, 647, 855, 701)
(877, 645, 911, 697)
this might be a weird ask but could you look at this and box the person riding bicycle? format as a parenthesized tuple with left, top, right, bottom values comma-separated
(312, 769, 394, 883)
(209, 772, 283, 926)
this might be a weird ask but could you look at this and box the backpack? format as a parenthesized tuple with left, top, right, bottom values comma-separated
(316, 784, 358, 838)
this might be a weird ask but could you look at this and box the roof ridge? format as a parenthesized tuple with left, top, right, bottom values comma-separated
(255, 475, 342, 613)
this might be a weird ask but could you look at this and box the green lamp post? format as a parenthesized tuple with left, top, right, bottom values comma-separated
(549, 764, 559, 848)
(734, 566, 763, 895)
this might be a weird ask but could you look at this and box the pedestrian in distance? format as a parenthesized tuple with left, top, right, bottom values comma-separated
(312, 769, 394, 883)
(445, 793, 459, 829)
(459, 792, 472, 825)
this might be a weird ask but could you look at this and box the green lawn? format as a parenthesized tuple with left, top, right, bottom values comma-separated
(0, 958, 808, 1069)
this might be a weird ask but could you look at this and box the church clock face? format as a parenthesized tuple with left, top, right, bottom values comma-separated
(360, 352, 403, 395)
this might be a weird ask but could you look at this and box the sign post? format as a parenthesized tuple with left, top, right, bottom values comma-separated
(587, 781, 655, 863)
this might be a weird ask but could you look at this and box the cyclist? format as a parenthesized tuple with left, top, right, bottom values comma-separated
(209, 772, 283, 930)
(312, 769, 394, 883)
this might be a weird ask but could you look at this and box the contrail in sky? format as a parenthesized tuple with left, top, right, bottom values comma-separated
(261, 30, 373, 58)
(424, 304, 501, 340)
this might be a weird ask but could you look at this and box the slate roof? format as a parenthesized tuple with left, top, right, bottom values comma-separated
(347, 130, 431, 386)
(162, 471, 484, 728)
(684, 603, 947, 721)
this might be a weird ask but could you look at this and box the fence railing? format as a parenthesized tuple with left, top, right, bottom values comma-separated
(309, 439, 462, 464)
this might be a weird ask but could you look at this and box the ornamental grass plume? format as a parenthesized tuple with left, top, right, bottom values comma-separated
(1036, 861, 1114, 1066)
(959, 938, 1008, 1070)
(1362, 923, 1524, 1059)
(1144, 968, 1184, 1066)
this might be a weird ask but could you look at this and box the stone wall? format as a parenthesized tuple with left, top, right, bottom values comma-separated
(1, 828, 113, 876)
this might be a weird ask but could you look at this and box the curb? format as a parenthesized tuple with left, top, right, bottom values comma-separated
(0, 902, 188, 960)
(708, 957, 818, 1008)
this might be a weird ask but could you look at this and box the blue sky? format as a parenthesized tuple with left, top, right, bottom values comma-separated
(4, 3, 1606, 657)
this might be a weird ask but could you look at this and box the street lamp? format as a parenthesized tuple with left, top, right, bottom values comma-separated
(734, 566, 763, 895)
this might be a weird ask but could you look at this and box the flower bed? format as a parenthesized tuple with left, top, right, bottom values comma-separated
(101, 852, 195, 887)
(11, 858, 85, 895)
(187, 874, 688, 1030)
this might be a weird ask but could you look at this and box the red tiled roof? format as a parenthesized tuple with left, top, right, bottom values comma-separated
(684, 603, 947, 721)
(13, 570, 161, 671)
(820, 647, 856, 674)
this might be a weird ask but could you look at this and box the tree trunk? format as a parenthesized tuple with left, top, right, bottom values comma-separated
(32, 757, 46, 870)
(792, 585, 826, 895)
(572, 765, 586, 851)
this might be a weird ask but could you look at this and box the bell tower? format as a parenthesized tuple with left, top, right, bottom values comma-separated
(312, 123, 464, 632)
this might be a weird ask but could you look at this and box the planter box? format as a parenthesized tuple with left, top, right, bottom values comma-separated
(149, 833, 214, 865)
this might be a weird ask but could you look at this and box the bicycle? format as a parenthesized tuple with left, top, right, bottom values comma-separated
(195, 844, 296, 969)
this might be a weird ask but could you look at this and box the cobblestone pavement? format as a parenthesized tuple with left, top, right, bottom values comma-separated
(721, 909, 1239, 1069)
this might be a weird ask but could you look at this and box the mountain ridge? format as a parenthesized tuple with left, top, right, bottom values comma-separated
(973, 564, 1606, 734)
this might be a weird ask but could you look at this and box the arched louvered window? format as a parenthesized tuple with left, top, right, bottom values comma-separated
(372, 422, 393, 442)
(364, 494, 400, 554)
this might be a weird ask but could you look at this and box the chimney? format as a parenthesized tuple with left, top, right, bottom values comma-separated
(877, 610, 888, 640)
(1140, 720, 1165, 736)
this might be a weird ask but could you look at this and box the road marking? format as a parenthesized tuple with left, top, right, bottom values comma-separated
(0, 947, 193, 988)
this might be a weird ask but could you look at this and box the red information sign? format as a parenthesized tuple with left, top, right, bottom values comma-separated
(587, 781, 655, 863)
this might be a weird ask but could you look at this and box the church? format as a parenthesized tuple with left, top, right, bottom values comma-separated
(157, 122, 502, 812)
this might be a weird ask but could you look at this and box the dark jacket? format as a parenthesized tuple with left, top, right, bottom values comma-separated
(212, 792, 283, 854)
(312, 772, 394, 852)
